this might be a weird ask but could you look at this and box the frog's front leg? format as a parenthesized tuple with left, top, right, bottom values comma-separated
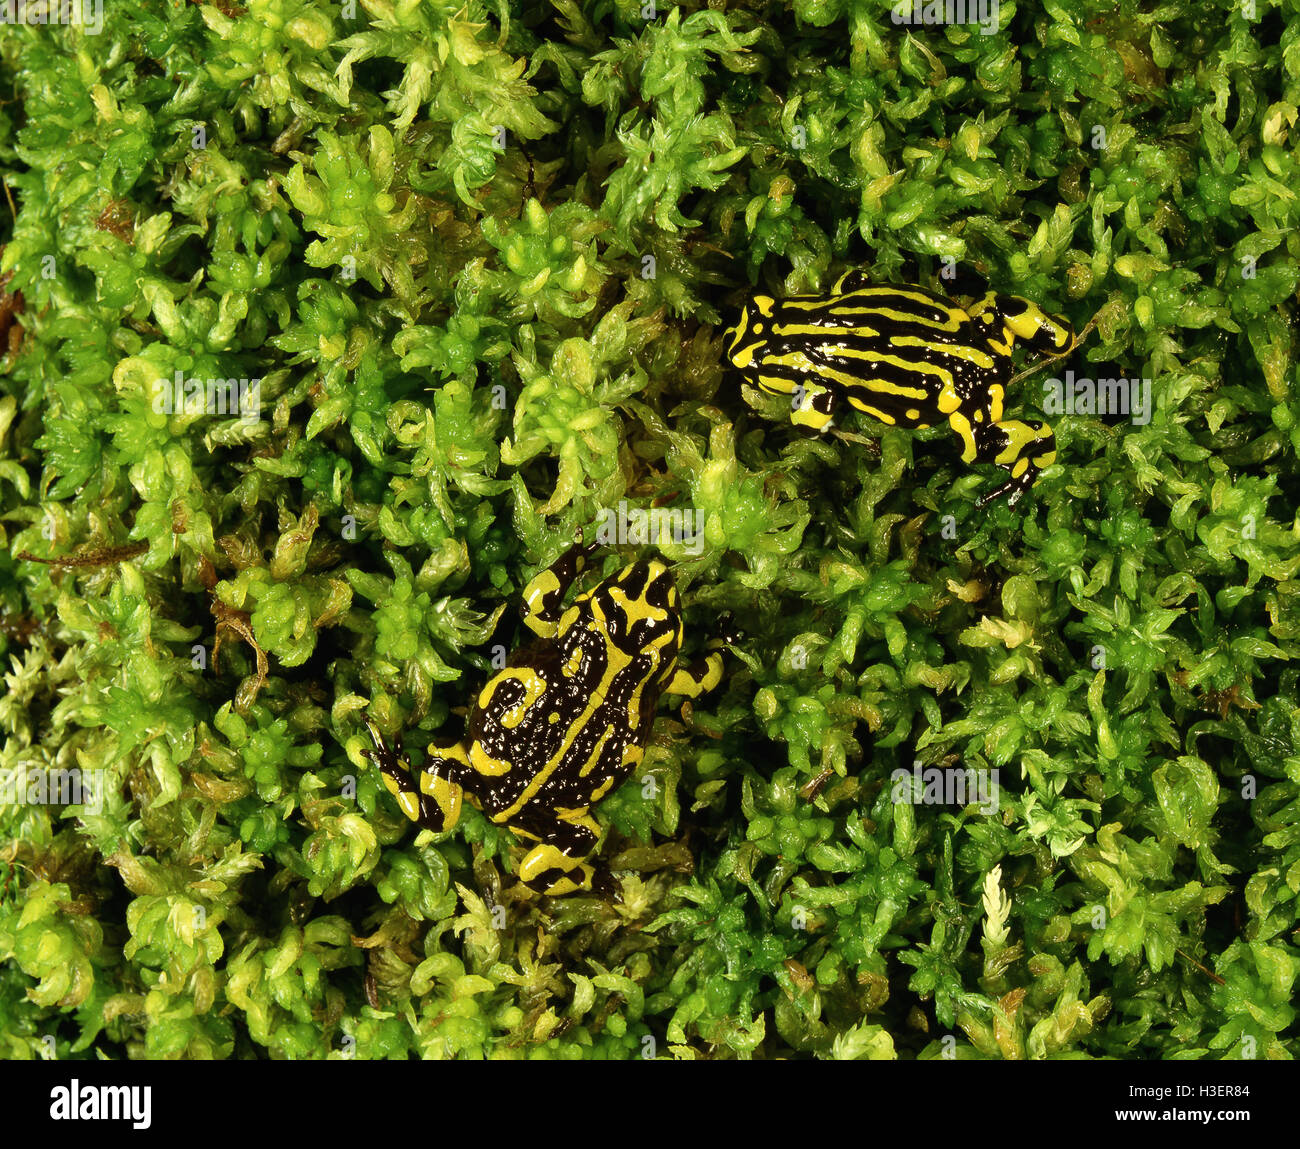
(752, 374, 840, 434)
(968, 292, 1074, 355)
(363, 718, 467, 832)
(665, 651, 725, 697)
(963, 416, 1057, 508)
(787, 378, 839, 433)
(664, 609, 734, 697)
(521, 539, 599, 639)
(511, 808, 614, 898)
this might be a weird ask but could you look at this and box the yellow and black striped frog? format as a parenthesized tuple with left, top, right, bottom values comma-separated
(726, 270, 1075, 506)
(364, 542, 724, 897)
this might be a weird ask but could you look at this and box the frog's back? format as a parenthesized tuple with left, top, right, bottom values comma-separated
(759, 283, 1001, 427)
(467, 583, 677, 822)
(467, 643, 577, 817)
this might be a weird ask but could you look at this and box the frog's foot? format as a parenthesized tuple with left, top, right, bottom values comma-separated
(976, 467, 1034, 509)
(714, 610, 742, 648)
(362, 717, 407, 788)
(588, 865, 622, 903)
(831, 268, 872, 294)
(972, 418, 1056, 509)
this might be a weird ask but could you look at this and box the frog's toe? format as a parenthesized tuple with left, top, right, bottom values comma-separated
(361, 717, 399, 771)
(716, 610, 743, 647)
(976, 471, 1033, 509)
(1003, 481, 1029, 509)
(590, 867, 623, 903)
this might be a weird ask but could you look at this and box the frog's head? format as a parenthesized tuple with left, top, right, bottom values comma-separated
(591, 558, 682, 665)
(725, 295, 777, 375)
(983, 293, 1074, 355)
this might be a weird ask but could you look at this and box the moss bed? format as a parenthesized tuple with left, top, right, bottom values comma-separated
(0, 0, 1298, 1059)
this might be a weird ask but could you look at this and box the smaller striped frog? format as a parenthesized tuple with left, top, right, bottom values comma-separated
(726, 271, 1075, 506)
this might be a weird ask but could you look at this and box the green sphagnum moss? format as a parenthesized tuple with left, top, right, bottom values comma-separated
(0, 0, 1297, 1061)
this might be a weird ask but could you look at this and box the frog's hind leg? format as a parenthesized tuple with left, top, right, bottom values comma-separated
(521, 539, 599, 639)
(363, 718, 467, 832)
(971, 418, 1057, 508)
(511, 809, 616, 898)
